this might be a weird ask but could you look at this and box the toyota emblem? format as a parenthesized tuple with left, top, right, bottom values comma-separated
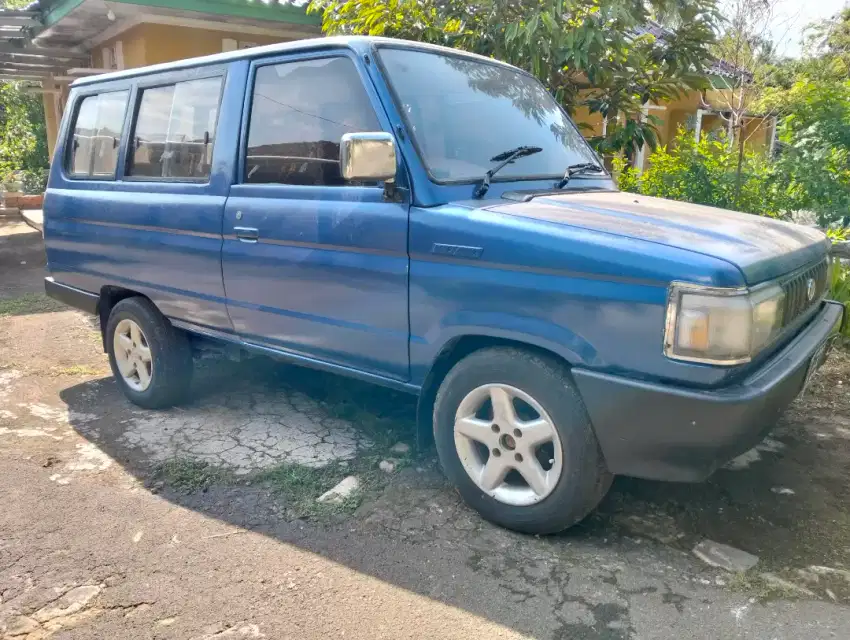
(806, 278, 816, 301)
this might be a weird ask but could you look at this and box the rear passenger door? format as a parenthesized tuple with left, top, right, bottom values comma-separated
(221, 51, 410, 381)
(46, 66, 236, 333)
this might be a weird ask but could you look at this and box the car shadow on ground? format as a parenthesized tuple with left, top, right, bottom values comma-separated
(55, 347, 850, 624)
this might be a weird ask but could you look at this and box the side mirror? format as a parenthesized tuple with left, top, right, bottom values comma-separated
(340, 132, 397, 182)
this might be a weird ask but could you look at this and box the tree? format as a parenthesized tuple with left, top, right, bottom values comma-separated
(758, 75, 850, 227)
(755, 8, 850, 226)
(306, 0, 720, 157)
(800, 7, 850, 81)
(0, 82, 50, 187)
(707, 0, 791, 205)
(0, 1, 51, 191)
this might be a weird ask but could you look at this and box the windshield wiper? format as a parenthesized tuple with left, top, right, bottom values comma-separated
(473, 146, 543, 198)
(556, 162, 605, 189)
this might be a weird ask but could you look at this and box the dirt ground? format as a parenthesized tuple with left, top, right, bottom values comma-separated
(3, 215, 850, 639)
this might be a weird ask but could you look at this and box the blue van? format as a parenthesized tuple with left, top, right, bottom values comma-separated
(43, 36, 843, 533)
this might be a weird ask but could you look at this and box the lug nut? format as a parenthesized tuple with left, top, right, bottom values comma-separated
(492, 448, 501, 457)
(491, 424, 500, 433)
(513, 428, 522, 438)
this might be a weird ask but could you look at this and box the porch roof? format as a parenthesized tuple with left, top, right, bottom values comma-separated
(0, 0, 319, 81)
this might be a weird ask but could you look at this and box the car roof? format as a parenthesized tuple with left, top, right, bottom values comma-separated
(71, 35, 520, 87)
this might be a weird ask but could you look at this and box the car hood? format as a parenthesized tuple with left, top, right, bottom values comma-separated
(484, 191, 828, 285)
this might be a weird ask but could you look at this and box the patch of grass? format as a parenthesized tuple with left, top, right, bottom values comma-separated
(0, 293, 64, 317)
(729, 571, 776, 600)
(153, 447, 414, 521)
(154, 458, 233, 492)
(728, 571, 808, 602)
(256, 461, 356, 518)
(257, 449, 414, 520)
(49, 364, 107, 377)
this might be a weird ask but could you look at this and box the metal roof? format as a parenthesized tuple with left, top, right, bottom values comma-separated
(0, 6, 76, 81)
(0, 0, 319, 83)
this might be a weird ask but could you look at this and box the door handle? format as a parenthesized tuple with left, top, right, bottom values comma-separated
(234, 226, 259, 243)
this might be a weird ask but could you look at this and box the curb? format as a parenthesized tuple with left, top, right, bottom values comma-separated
(18, 209, 44, 234)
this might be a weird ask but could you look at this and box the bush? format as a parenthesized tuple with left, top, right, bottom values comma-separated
(827, 228, 850, 337)
(20, 168, 47, 194)
(829, 259, 850, 337)
(614, 128, 793, 218)
(0, 82, 49, 180)
(769, 79, 850, 227)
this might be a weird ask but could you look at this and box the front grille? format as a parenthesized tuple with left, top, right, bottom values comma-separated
(781, 259, 828, 327)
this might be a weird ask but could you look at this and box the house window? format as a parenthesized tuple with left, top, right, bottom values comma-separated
(127, 76, 223, 180)
(244, 57, 381, 186)
(67, 90, 130, 178)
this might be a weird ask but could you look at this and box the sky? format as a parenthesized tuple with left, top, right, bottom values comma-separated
(770, 0, 849, 57)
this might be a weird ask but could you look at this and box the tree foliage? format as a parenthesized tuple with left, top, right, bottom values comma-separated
(0, 82, 49, 186)
(616, 6, 850, 227)
(803, 7, 850, 80)
(765, 79, 850, 226)
(755, 9, 850, 226)
(307, 0, 720, 156)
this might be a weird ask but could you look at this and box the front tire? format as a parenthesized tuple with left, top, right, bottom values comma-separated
(106, 297, 193, 409)
(433, 347, 611, 534)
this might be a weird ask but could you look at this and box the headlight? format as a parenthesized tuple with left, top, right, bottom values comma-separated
(664, 282, 785, 365)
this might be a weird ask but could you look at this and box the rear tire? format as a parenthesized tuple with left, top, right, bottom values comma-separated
(433, 347, 612, 534)
(106, 297, 193, 409)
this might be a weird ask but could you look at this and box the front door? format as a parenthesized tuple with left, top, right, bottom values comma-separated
(222, 51, 410, 381)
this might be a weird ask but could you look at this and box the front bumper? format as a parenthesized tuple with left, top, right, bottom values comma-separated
(573, 301, 845, 482)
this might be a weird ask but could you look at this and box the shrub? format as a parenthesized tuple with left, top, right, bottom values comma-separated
(20, 168, 47, 194)
(829, 259, 850, 337)
(614, 128, 793, 218)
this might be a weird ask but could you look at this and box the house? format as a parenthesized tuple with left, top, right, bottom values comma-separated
(0, 3, 773, 171)
(575, 22, 777, 171)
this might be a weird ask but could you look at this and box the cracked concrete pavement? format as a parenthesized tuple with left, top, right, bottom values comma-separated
(4, 218, 850, 639)
(117, 387, 370, 473)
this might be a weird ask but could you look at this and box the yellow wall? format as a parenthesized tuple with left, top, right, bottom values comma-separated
(44, 23, 297, 155)
(571, 105, 604, 138)
(96, 23, 286, 68)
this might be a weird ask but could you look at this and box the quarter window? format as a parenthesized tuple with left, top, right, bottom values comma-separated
(128, 76, 223, 180)
(68, 90, 129, 178)
(245, 57, 381, 185)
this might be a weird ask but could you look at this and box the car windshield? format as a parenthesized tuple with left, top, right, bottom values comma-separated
(378, 47, 602, 184)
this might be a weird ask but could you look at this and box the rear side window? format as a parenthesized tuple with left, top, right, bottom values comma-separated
(245, 57, 381, 185)
(128, 76, 223, 180)
(68, 90, 129, 178)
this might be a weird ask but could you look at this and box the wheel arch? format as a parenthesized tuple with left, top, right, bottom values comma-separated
(96, 286, 150, 351)
(415, 335, 576, 450)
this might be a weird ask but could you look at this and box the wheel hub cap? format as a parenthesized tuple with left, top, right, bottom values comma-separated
(113, 319, 153, 392)
(453, 383, 564, 506)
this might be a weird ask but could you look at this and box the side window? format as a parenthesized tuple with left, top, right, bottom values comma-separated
(128, 76, 223, 180)
(68, 90, 129, 178)
(245, 57, 381, 185)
